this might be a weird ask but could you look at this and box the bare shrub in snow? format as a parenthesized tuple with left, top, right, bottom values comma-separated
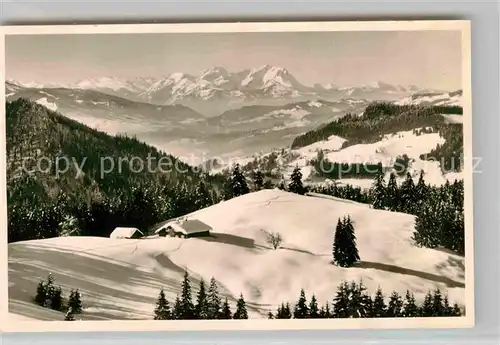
(265, 230, 283, 250)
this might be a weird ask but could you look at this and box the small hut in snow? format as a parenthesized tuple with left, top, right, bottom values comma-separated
(155, 218, 212, 238)
(110, 227, 143, 239)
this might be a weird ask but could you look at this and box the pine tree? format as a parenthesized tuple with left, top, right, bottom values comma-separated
(194, 181, 213, 210)
(432, 288, 444, 316)
(283, 303, 292, 319)
(230, 164, 249, 197)
(34, 280, 47, 306)
(319, 306, 326, 318)
(348, 281, 372, 318)
(402, 290, 419, 317)
(400, 172, 416, 214)
(308, 294, 320, 318)
(293, 289, 309, 319)
(153, 288, 171, 320)
(220, 298, 232, 319)
(372, 287, 387, 317)
(233, 294, 248, 319)
(387, 291, 403, 317)
(372, 173, 386, 210)
(275, 303, 285, 319)
(288, 166, 305, 195)
(179, 271, 195, 319)
(332, 218, 344, 266)
(207, 277, 221, 319)
(252, 170, 264, 191)
(415, 170, 428, 208)
(443, 295, 453, 316)
(333, 216, 360, 268)
(386, 173, 399, 211)
(452, 303, 462, 316)
(45, 273, 55, 301)
(324, 302, 332, 318)
(51, 286, 63, 311)
(413, 201, 442, 249)
(64, 307, 75, 321)
(68, 289, 83, 314)
(195, 279, 209, 319)
(172, 295, 181, 320)
(333, 281, 350, 318)
(420, 291, 434, 317)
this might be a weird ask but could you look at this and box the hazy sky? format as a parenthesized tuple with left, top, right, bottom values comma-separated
(6, 30, 462, 90)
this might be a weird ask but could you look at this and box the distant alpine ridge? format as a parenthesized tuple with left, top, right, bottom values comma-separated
(7, 65, 446, 115)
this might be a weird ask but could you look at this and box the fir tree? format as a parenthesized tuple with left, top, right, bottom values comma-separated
(372, 287, 387, 317)
(387, 291, 403, 317)
(283, 303, 292, 319)
(252, 170, 264, 191)
(333, 216, 360, 267)
(333, 281, 350, 318)
(308, 294, 320, 318)
(45, 273, 55, 301)
(432, 288, 444, 316)
(207, 277, 221, 319)
(400, 172, 416, 214)
(154, 288, 171, 320)
(413, 201, 442, 249)
(275, 303, 285, 319)
(64, 307, 75, 321)
(220, 298, 232, 319)
(386, 173, 399, 211)
(348, 280, 372, 318)
(323, 302, 332, 318)
(172, 295, 181, 320)
(443, 295, 453, 317)
(415, 170, 428, 207)
(194, 181, 213, 210)
(332, 218, 343, 266)
(402, 290, 419, 317)
(318, 306, 326, 318)
(372, 173, 386, 210)
(293, 289, 309, 319)
(420, 291, 434, 317)
(288, 166, 305, 195)
(179, 271, 195, 319)
(230, 164, 249, 197)
(452, 303, 462, 316)
(34, 280, 47, 306)
(68, 289, 83, 314)
(233, 294, 248, 319)
(51, 286, 63, 311)
(195, 279, 209, 319)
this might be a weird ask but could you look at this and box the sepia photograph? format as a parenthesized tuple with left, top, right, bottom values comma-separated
(0, 20, 473, 332)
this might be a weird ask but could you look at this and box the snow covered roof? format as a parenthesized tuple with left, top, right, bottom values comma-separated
(110, 227, 143, 239)
(156, 219, 212, 235)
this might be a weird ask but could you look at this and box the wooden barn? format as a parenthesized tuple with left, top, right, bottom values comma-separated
(155, 219, 212, 238)
(109, 227, 144, 239)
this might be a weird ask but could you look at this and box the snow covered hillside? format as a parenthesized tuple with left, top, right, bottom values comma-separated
(9, 190, 465, 321)
(396, 90, 463, 107)
(289, 129, 462, 188)
(210, 128, 462, 189)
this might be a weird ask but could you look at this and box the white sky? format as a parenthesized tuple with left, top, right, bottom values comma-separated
(6, 30, 462, 90)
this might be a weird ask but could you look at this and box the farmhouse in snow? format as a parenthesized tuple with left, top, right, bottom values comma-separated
(110, 227, 144, 239)
(155, 218, 212, 238)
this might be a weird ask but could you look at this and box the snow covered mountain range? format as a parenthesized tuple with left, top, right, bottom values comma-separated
(7, 65, 444, 116)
